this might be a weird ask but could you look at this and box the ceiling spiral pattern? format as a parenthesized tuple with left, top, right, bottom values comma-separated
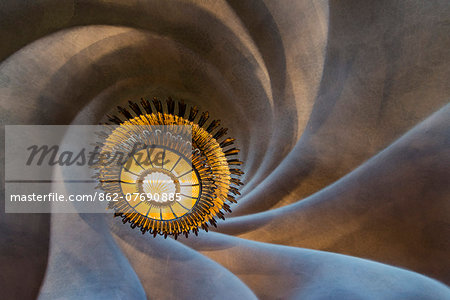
(0, 0, 449, 299)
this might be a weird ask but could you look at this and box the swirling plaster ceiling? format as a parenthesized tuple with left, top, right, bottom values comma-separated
(0, 0, 449, 299)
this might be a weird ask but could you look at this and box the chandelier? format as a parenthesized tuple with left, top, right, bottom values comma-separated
(93, 98, 243, 238)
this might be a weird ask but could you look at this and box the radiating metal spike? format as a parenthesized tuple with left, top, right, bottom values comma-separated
(107, 114, 122, 125)
(220, 138, 235, 148)
(117, 106, 133, 119)
(128, 100, 142, 116)
(166, 97, 175, 115)
(140, 98, 153, 114)
(229, 187, 241, 195)
(222, 203, 232, 213)
(178, 99, 187, 117)
(229, 168, 244, 176)
(206, 120, 220, 133)
(227, 159, 243, 165)
(231, 178, 243, 186)
(188, 106, 199, 121)
(198, 111, 209, 127)
(213, 128, 228, 140)
(209, 218, 217, 227)
(224, 148, 240, 156)
(152, 97, 163, 113)
(227, 195, 237, 203)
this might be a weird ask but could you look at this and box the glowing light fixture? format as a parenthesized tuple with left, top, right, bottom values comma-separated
(94, 98, 243, 238)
